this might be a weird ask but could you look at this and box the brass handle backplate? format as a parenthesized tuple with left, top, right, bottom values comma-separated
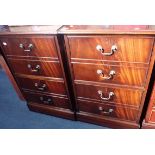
(35, 82, 46, 91)
(19, 43, 33, 52)
(98, 90, 114, 101)
(97, 69, 115, 80)
(96, 45, 117, 56)
(27, 64, 40, 72)
(40, 97, 52, 104)
(98, 107, 114, 114)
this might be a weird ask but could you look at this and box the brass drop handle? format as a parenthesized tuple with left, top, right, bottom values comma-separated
(97, 69, 115, 80)
(40, 97, 52, 104)
(19, 43, 33, 52)
(98, 90, 114, 101)
(96, 45, 117, 56)
(35, 83, 46, 91)
(98, 107, 114, 114)
(27, 64, 40, 72)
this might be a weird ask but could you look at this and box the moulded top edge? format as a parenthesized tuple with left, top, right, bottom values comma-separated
(0, 25, 62, 35)
(58, 25, 155, 35)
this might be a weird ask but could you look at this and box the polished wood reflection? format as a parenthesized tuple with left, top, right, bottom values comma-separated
(23, 91, 70, 109)
(72, 62, 147, 87)
(8, 58, 63, 78)
(75, 83, 143, 107)
(68, 35, 154, 63)
(0, 37, 59, 58)
(16, 76, 67, 95)
(77, 99, 139, 121)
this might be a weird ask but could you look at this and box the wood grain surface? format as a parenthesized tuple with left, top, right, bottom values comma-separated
(68, 35, 154, 63)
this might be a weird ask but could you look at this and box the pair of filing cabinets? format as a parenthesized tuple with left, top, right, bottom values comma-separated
(0, 25, 155, 128)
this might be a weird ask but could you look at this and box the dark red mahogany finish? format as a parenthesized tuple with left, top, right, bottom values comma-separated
(59, 25, 155, 128)
(0, 25, 74, 120)
(0, 25, 155, 128)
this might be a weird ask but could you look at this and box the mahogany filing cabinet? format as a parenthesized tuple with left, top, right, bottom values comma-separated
(59, 25, 155, 128)
(0, 26, 75, 120)
(0, 25, 155, 128)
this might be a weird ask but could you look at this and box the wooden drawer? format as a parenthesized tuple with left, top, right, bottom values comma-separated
(77, 99, 139, 121)
(0, 36, 58, 58)
(68, 35, 154, 63)
(16, 76, 67, 95)
(148, 109, 155, 122)
(8, 58, 63, 78)
(152, 90, 155, 99)
(150, 98, 155, 107)
(73, 63, 147, 87)
(23, 91, 70, 109)
(75, 83, 143, 107)
(150, 84, 155, 102)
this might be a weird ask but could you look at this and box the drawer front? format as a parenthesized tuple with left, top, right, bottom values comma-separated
(148, 109, 155, 122)
(0, 37, 58, 58)
(78, 99, 139, 121)
(75, 83, 143, 107)
(152, 90, 155, 100)
(16, 76, 67, 95)
(73, 63, 147, 87)
(23, 91, 70, 109)
(68, 36, 153, 63)
(150, 84, 155, 105)
(8, 59, 63, 78)
(150, 98, 155, 107)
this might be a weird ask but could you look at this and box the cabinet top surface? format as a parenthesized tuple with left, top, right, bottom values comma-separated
(0, 25, 62, 35)
(1, 25, 155, 35)
(58, 25, 155, 35)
